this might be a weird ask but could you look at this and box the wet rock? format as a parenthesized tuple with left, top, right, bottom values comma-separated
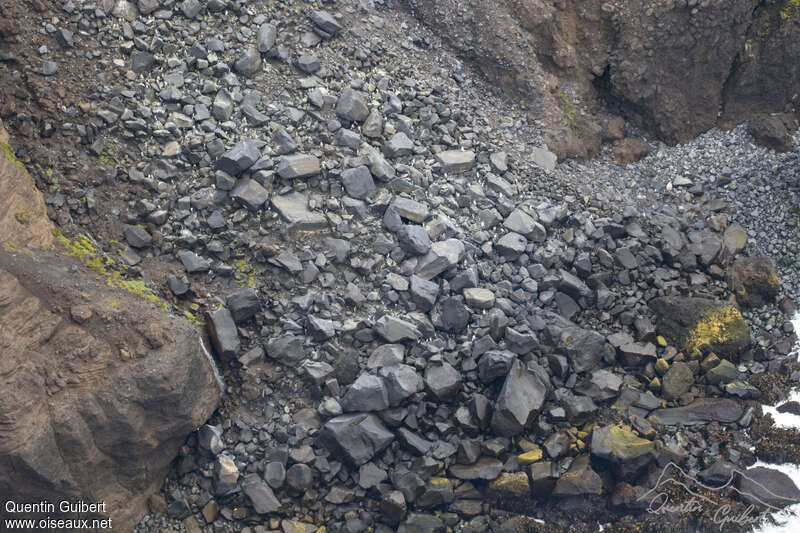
(736, 466, 800, 508)
(318, 414, 395, 466)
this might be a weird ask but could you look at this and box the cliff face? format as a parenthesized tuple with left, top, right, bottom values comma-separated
(403, 0, 800, 157)
(0, 141, 220, 533)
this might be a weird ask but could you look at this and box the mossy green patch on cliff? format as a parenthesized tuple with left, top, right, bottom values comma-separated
(1, 141, 37, 190)
(53, 229, 169, 313)
(781, 0, 800, 20)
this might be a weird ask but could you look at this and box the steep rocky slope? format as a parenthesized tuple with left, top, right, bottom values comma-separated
(403, 0, 800, 157)
(0, 0, 798, 532)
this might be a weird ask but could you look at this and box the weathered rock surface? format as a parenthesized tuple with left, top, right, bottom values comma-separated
(0, 249, 219, 532)
(650, 296, 750, 358)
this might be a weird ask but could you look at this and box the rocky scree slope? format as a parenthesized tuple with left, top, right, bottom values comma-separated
(0, 0, 799, 532)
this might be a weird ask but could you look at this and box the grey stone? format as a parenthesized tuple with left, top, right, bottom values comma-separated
(265, 334, 305, 365)
(368, 344, 405, 369)
(398, 225, 432, 256)
(336, 88, 369, 123)
(231, 178, 268, 210)
(307, 315, 335, 342)
(177, 250, 211, 273)
(216, 140, 261, 176)
(310, 10, 343, 35)
(271, 192, 327, 230)
(241, 474, 281, 514)
(391, 197, 429, 223)
(226, 288, 260, 323)
(531, 145, 557, 171)
(286, 464, 313, 491)
(649, 398, 744, 426)
(384, 132, 414, 158)
(439, 297, 470, 333)
(131, 51, 155, 73)
(362, 109, 384, 138)
(341, 373, 390, 412)
(490, 360, 547, 436)
(380, 364, 423, 406)
(264, 461, 285, 489)
(234, 48, 261, 78)
(503, 209, 546, 242)
(449, 457, 504, 480)
(477, 350, 515, 382)
(436, 150, 475, 173)
(375, 315, 422, 343)
(496, 232, 527, 258)
(206, 307, 240, 358)
(415, 239, 465, 280)
(276, 154, 321, 179)
(410, 275, 439, 312)
(297, 54, 321, 74)
(258, 23, 277, 52)
(424, 362, 461, 401)
(123, 225, 152, 248)
(463, 288, 495, 309)
(318, 414, 395, 466)
(341, 166, 376, 199)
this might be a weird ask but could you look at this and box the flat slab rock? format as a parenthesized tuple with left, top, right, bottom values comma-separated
(270, 192, 327, 230)
(648, 398, 744, 426)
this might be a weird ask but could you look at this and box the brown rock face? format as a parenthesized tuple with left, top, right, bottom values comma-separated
(404, 0, 800, 156)
(0, 249, 220, 532)
(0, 143, 220, 532)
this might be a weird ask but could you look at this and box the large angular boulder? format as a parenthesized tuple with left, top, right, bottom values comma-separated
(318, 414, 394, 466)
(490, 360, 548, 437)
(591, 425, 655, 479)
(727, 256, 780, 308)
(649, 296, 750, 359)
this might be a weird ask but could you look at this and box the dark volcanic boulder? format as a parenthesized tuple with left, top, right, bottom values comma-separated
(649, 296, 750, 359)
(648, 398, 743, 426)
(318, 414, 394, 466)
(727, 256, 780, 308)
(736, 466, 800, 508)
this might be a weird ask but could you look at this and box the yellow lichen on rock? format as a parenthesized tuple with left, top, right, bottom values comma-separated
(684, 304, 748, 356)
